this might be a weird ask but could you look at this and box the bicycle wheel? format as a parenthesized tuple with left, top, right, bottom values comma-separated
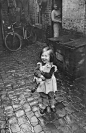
(5, 32, 22, 51)
(1, 21, 5, 41)
(27, 30, 37, 43)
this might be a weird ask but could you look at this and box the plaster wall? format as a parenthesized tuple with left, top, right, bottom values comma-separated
(62, 0, 85, 33)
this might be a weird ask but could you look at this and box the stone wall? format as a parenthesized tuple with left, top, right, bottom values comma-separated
(62, 0, 85, 33)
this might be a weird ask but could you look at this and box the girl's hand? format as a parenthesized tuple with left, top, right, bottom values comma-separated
(53, 65, 57, 72)
(37, 62, 42, 68)
(40, 75, 45, 80)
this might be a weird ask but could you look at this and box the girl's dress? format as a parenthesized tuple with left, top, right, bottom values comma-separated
(34, 62, 57, 94)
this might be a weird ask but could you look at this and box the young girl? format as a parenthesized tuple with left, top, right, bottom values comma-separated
(32, 46, 58, 113)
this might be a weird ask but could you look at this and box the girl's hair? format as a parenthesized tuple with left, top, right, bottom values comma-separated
(40, 46, 55, 63)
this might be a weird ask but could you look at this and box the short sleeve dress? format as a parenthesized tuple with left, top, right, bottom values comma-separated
(36, 62, 57, 94)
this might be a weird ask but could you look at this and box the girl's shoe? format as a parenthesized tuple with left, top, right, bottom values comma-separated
(40, 108, 46, 114)
(31, 89, 36, 93)
(39, 103, 47, 114)
(48, 91, 54, 99)
(31, 84, 38, 93)
(51, 107, 56, 112)
(46, 106, 51, 113)
(50, 104, 56, 112)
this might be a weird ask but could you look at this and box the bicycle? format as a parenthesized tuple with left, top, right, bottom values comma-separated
(3, 21, 37, 51)
(21, 22, 37, 44)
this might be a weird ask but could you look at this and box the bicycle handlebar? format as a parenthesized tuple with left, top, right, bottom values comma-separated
(8, 22, 22, 29)
(7, 22, 17, 29)
(7, 21, 36, 30)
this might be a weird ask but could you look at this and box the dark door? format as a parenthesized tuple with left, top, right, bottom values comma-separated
(52, 0, 62, 9)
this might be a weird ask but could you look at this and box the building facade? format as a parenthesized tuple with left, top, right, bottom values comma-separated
(1, 0, 86, 39)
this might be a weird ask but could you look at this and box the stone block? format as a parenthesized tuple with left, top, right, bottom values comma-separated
(26, 111, 34, 120)
(32, 106, 39, 112)
(9, 117, 17, 124)
(18, 116, 28, 125)
(10, 124, 20, 133)
(29, 101, 38, 106)
(31, 116, 38, 126)
(34, 125, 42, 133)
(20, 123, 34, 133)
(16, 110, 24, 117)
(27, 97, 34, 102)
(23, 103, 31, 112)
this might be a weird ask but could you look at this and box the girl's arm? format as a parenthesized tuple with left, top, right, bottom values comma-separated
(41, 67, 55, 79)
(34, 62, 41, 77)
(34, 62, 45, 80)
(35, 62, 41, 70)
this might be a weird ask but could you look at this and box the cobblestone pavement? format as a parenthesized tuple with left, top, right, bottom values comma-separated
(0, 36, 86, 133)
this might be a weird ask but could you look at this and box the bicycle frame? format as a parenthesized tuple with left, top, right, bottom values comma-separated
(7, 22, 37, 42)
(7, 22, 16, 34)
(7, 22, 25, 40)
(22, 24, 35, 40)
(23, 26, 27, 39)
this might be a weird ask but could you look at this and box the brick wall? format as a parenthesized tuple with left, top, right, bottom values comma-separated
(42, 0, 52, 28)
(41, 0, 52, 40)
(62, 0, 85, 34)
(1, 0, 10, 38)
(28, 0, 52, 40)
(1, 0, 9, 26)
(29, 0, 52, 27)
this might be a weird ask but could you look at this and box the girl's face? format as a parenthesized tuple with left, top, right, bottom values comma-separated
(41, 51, 50, 64)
